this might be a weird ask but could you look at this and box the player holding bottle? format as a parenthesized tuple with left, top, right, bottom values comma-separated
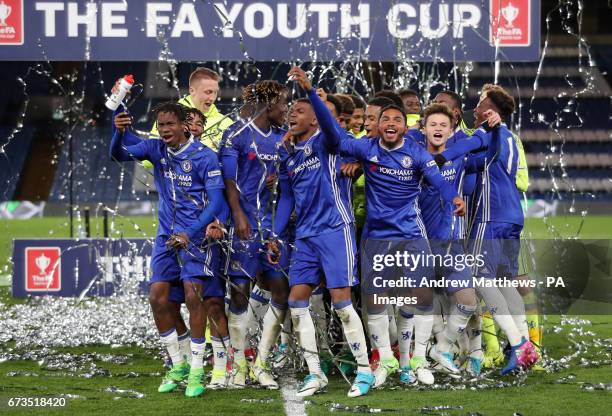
(110, 102, 229, 397)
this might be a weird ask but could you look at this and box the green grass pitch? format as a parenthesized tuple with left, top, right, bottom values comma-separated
(0, 215, 611, 415)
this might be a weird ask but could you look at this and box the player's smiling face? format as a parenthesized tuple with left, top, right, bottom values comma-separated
(425, 113, 452, 149)
(288, 101, 317, 138)
(268, 92, 289, 128)
(157, 111, 187, 148)
(364, 105, 381, 138)
(186, 113, 204, 138)
(349, 108, 365, 134)
(378, 108, 407, 146)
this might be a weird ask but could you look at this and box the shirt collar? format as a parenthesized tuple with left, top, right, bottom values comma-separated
(167, 136, 194, 156)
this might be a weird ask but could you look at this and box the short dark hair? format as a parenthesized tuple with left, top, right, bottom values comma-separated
(437, 90, 462, 110)
(185, 107, 207, 126)
(153, 102, 187, 122)
(189, 67, 221, 86)
(326, 94, 343, 117)
(350, 94, 366, 110)
(334, 94, 355, 115)
(374, 90, 404, 108)
(481, 84, 515, 117)
(367, 96, 394, 108)
(398, 88, 419, 98)
(378, 104, 407, 122)
(423, 103, 454, 124)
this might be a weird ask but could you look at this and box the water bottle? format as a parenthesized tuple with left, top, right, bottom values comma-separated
(105, 74, 134, 111)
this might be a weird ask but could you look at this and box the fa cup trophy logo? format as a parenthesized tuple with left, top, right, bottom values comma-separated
(0, 1, 11, 27)
(35, 253, 51, 278)
(501, 2, 519, 28)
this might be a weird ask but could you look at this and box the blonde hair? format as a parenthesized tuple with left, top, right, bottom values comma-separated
(189, 67, 221, 86)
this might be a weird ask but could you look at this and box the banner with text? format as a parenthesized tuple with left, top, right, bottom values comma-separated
(12, 238, 152, 298)
(0, 0, 540, 61)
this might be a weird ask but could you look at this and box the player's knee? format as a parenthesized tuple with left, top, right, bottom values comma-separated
(269, 280, 289, 305)
(414, 289, 433, 306)
(148, 288, 169, 311)
(184, 289, 202, 310)
(206, 297, 226, 320)
(455, 289, 477, 308)
(230, 284, 249, 310)
(516, 279, 531, 296)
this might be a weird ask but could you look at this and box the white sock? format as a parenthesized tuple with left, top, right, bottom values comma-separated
(224, 294, 231, 316)
(413, 306, 434, 359)
(258, 301, 287, 362)
(177, 330, 192, 364)
(397, 309, 414, 368)
(388, 306, 398, 346)
(280, 310, 292, 346)
(228, 308, 248, 363)
(311, 291, 328, 349)
(468, 316, 484, 360)
(335, 301, 371, 374)
(249, 284, 271, 326)
(290, 303, 321, 375)
(160, 328, 184, 366)
(478, 287, 522, 346)
(500, 287, 529, 339)
(432, 294, 445, 344)
(433, 314, 445, 345)
(191, 337, 206, 370)
(211, 336, 229, 372)
(438, 303, 476, 353)
(367, 312, 393, 360)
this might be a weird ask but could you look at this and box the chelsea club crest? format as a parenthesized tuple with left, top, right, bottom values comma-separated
(181, 160, 192, 172)
(304, 144, 312, 156)
(401, 156, 412, 168)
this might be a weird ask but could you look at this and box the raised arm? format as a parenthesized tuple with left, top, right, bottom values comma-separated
(109, 105, 152, 161)
(436, 111, 502, 166)
(109, 127, 150, 162)
(421, 154, 465, 216)
(303, 83, 370, 160)
(306, 88, 345, 152)
(288, 66, 346, 154)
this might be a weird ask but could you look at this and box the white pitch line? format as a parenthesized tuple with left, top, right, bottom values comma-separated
(280, 373, 307, 416)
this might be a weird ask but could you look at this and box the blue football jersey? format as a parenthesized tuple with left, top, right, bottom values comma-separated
(473, 125, 523, 225)
(278, 132, 354, 239)
(219, 121, 285, 231)
(441, 125, 522, 226)
(124, 137, 225, 238)
(339, 137, 458, 240)
(405, 129, 426, 147)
